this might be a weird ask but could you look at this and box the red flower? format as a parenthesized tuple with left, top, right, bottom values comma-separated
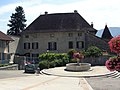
(105, 57, 120, 71)
(108, 35, 120, 53)
(73, 52, 84, 60)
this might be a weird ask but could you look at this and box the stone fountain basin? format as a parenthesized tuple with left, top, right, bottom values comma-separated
(66, 63, 91, 72)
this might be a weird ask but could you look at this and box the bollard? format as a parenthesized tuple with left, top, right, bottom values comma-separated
(36, 67, 40, 75)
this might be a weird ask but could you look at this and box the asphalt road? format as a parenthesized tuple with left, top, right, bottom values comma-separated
(0, 70, 34, 79)
(86, 77, 120, 90)
(0, 70, 120, 90)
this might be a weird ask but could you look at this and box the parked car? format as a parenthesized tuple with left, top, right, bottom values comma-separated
(24, 64, 36, 73)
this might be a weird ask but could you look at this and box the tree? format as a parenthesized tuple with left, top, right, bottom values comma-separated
(7, 6, 27, 35)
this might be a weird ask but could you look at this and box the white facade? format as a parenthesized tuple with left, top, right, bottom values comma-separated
(18, 31, 85, 57)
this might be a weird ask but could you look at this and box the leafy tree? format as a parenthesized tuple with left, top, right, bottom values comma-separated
(7, 6, 27, 35)
(82, 46, 103, 57)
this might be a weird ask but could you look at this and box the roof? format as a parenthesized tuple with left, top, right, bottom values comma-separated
(24, 11, 97, 33)
(101, 25, 113, 39)
(0, 31, 13, 41)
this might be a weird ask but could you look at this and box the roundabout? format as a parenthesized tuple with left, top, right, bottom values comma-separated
(41, 66, 116, 78)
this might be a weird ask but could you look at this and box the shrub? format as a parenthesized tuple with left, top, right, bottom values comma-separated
(108, 35, 120, 54)
(83, 46, 102, 57)
(67, 49, 76, 59)
(105, 36, 120, 71)
(38, 53, 69, 69)
(69, 59, 77, 63)
(39, 60, 49, 70)
(105, 57, 120, 71)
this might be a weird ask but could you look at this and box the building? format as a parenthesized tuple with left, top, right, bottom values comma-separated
(0, 31, 13, 63)
(10, 11, 109, 59)
(101, 25, 113, 42)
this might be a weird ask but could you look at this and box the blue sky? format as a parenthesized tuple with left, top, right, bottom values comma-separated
(0, 0, 120, 34)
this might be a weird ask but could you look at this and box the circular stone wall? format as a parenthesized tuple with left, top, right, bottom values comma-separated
(66, 63, 91, 71)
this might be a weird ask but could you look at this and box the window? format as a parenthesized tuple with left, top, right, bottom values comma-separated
(0, 40, 6, 48)
(25, 35, 29, 38)
(24, 42, 30, 49)
(68, 33, 73, 37)
(76, 41, 84, 49)
(32, 54, 39, 57)
(48, 42, 57, 50)
(69, 41, 73, 49)
(78, 33, 82, 37)
(32, 42, 38, 49)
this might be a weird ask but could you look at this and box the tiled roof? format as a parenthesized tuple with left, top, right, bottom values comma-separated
(24, 12, 97, 33)
(0, 31, 13, 41)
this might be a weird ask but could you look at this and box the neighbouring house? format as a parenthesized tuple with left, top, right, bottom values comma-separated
(10, 11, 109, 61)
(8, 35, 21, 63)
(0, 31, 13, 64)
(101, 25, 113, 42)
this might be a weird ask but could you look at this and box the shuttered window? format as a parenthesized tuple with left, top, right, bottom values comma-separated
(48, 42, 57, 50)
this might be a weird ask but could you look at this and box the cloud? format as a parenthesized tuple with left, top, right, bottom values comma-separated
(0, 0, 120, 33)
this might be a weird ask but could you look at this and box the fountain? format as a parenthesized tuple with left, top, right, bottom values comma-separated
(66, 63, 91, 71)
(66, 52, 91, 71)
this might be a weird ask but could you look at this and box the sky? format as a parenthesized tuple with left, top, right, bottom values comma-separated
(0, 0, 120, 34)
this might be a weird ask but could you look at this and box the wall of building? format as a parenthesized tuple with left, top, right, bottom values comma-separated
(0, 40, 10, 64)
(20, 31, 85, 56)
(85, 32, 109, 51)
(9, 36, 21, 63)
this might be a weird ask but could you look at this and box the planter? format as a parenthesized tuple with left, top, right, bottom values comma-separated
(66, 63, 91, 71)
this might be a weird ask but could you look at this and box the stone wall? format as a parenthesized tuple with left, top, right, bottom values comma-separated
(81, 56, 110, 66)
(0, 64, 18, 70)
(20, 31, 86, 55)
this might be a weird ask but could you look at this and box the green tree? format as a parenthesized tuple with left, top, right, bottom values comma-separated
(83, 46, 103, 57)
(7, 6, 27, 35)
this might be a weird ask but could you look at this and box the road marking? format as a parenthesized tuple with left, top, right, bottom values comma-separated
(79, 78, 93, 90)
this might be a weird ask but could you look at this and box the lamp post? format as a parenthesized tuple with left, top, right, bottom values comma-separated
(46, 49, 49, 68)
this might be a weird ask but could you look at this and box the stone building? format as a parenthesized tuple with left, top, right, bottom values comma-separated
(101, 25, 113, 42)
(0, 31, 13, 63)
(10, 11, 109, 59)
(20, 11, 109, 57)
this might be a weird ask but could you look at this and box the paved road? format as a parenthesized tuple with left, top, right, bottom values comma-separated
(0, 70, 33, 79)
(86, 77, 120, 90)
(0, 70, 120, 90)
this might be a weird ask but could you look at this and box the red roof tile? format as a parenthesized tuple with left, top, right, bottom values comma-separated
(0, 31, 13, 41)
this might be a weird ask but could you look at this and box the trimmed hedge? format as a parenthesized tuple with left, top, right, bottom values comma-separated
(39, 53, 69, 70)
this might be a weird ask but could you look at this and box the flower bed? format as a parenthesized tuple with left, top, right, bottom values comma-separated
(106, 35, 120, 71)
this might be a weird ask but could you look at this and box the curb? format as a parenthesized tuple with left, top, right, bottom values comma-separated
(41, 69, 116, 78)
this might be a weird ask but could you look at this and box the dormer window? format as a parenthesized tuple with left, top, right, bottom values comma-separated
(50, 33, 54, 37)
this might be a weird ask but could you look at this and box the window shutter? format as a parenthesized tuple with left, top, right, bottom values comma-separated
(24, 43, 26, 49)
(82, 41, 84, 48)
(36, 42, 38, 49)
(76, 41, 79, 48)
(48, 42, 51, 50)
(28, 43, 30, 49)
(69, 41, 73, 49)
(32, 43, 34, 49)
(54, 42, 57, 50)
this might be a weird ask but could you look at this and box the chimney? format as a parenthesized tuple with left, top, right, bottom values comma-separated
(74, 10, 78, 13)
(45, 11, 48, 15)
(91, 22, 93, 28)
